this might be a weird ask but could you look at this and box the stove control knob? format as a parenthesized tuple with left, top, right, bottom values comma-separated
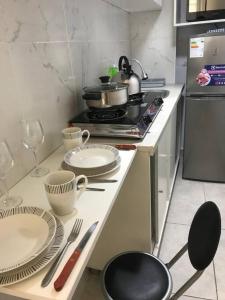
(154, 97, 163, 106)
(143, 115, 152, 125)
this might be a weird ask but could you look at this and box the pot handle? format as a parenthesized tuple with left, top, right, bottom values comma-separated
(82, 93, 101, 100)
(118, 56, 130, 71)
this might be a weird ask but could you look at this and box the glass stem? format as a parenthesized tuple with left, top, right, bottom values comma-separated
(0, 178, 9, 205)
(32, 149, 38, 171)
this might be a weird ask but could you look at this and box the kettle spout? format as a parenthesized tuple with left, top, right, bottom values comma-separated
(130, 59, 148, 80)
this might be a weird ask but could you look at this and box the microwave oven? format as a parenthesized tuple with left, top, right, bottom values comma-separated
(186, 0, 225, 22)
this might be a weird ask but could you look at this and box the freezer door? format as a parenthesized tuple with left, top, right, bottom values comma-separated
(187, 35, 225, 95)
(183, 96, 225, 182)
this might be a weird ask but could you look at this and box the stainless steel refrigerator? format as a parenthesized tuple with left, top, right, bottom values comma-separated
(183, 32, 225, 182)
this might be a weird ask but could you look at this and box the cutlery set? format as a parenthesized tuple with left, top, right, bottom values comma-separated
(41, 177, 118, 290)
(41, 219, 83, 287)
(41, 178, 117, 289)
(0, 143, 135, 291)
(54, 221, 98, 291)
(41, 218, 98, 292)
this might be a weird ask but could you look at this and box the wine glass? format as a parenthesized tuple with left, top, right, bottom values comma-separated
(22, 119, 49, 177)
(0, 141, 23, 209)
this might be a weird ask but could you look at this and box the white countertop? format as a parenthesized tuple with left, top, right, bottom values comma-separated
(0, 146, 136, 300)
(0, 84, 183, 300)
(92, 84, 184, 155)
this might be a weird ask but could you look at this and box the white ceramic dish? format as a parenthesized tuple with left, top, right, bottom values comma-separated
(64, 144, 119, 169)
(62, 156, 121, 177)
(0, 217, 64, 286)
(87, 160, 121, 177)
(0, 207, 56, 273)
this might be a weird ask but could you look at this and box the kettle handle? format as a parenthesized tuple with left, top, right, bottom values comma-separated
(118, 56, 130, 71)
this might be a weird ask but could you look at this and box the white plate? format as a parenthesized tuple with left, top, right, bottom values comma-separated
(0, 207, 56, 273)
(87, 159, 121, 177)
(62, 156, 121, 177)
(64, 144, 119, 169)
(0, 217, 64, 286)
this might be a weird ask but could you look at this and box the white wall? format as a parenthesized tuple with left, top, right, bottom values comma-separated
(130, 0, 176, 84)
(0, 0, 130, 189)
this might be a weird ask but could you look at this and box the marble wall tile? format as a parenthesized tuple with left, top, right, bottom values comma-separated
(0, 0, 130, 190)
(9, 42, 76, 166)
(69, 40, 130, 92)
(0, 43, 25, 186)
(0, 0, 67, 42)
(131, 36, 176, 83)
(130, 0, 176, 84)
(65, 0, 129, 42)
(0, 2, 7, 42)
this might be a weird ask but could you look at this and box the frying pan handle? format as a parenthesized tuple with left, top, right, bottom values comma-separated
(118, 56, 130, 71)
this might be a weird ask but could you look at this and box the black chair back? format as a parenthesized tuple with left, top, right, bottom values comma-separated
(188, 201, 221, 271)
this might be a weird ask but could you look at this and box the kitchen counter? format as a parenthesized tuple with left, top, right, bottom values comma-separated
(0, 146, 136, 300)
(92, 84, 184, 155)
(0, 84, 183, 299)
(88, 84, 184, 269)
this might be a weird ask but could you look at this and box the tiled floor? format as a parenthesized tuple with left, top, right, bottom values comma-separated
(73, 159, 225, 300)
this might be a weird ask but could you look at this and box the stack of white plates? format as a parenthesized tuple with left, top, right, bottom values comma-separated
(0, 206, 64, 286)
(63, 144, 121, 177)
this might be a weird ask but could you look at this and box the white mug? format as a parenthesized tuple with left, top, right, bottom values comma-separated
(62, 127, 90, 151)
(44, 170, 88, 216)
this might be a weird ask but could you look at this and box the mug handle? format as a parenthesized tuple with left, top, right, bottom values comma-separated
(76, 175, 88, 199)
(81, 130, 90, 145)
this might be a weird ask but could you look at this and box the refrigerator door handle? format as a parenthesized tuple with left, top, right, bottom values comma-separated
(188, 93, 225, 98)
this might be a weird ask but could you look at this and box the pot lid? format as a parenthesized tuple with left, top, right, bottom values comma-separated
(83, 82, 128, 94)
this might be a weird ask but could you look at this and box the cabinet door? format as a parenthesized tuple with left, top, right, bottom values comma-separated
(157, 123, 170, 241)
(156, 105, 179, 244)
(168, 108, 177, 194)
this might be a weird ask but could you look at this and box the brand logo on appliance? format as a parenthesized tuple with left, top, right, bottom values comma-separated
(196, 64, 225, 87)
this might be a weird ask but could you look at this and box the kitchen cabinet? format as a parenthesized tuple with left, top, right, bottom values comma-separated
(107, 0, 162, 12)
(88, 85, 183, 269)
(174, 0, 225, 27)
(154, 104, 179, 246)
(88, 150, 153, 270)
(89, 98, 182, 269)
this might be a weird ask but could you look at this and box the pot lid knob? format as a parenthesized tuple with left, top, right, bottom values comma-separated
(99, 76, 110, 84)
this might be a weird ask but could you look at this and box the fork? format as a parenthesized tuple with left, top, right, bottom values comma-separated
(41, 218, 83, 287)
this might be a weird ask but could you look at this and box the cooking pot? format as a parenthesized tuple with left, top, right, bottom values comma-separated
(82, 76, 128, 109)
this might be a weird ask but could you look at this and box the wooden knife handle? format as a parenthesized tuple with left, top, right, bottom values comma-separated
(54, 249, 81, 292)
(115, 144, 137, 150)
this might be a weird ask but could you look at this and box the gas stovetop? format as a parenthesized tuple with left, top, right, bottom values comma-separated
(69, 93, 163, 139)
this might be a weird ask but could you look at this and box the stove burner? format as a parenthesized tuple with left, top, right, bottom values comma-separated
(87, 109, 127, 121)
(128, 92, 144, 105)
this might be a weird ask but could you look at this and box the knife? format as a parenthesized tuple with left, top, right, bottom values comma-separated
(54, 221, 99, 292)
(88, 178, 118, 183)
(78, 186, 105, 191)
(114, 144, 137, 150)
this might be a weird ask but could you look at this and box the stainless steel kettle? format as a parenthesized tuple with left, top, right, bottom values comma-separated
(117, 56, 148, 95)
